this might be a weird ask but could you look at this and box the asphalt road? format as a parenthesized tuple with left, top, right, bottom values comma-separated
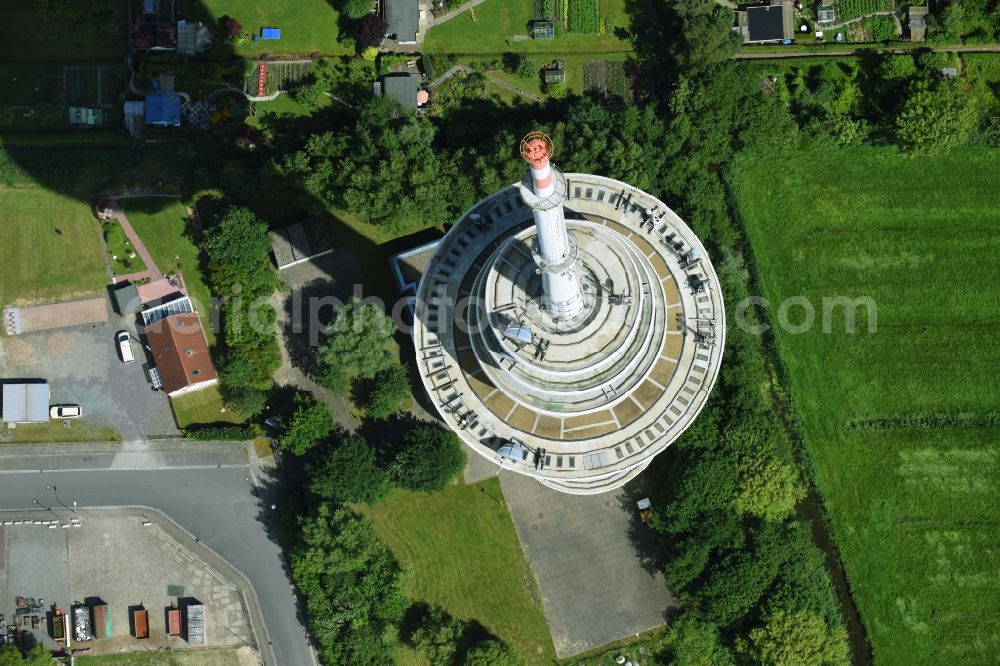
(0, 467, 312, 666)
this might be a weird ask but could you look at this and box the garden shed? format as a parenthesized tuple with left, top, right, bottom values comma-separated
(543, 64, 566, 84)
(531, 21, 556, 40)
(2, 382, 49, 424)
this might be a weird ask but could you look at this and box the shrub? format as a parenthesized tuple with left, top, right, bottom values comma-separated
(353, 13, 387, 49)
(465, 640, 523, 666)
(183, 424, 262, 441)
(362, 46, 379, 62)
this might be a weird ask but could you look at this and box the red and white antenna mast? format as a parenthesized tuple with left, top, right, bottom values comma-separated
(518, 132, 584, 322)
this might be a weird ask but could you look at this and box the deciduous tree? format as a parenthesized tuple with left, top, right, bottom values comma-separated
(391, 424, 467, 492)
(749, 610, 849, 666)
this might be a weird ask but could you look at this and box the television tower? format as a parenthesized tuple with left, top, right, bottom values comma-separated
(411, 130, 725, 494)
(518, 132, 584, 322)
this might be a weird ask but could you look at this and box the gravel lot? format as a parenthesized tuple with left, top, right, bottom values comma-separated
(0, 315, 176, 441)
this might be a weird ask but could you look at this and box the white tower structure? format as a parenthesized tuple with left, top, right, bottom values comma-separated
(412, 132, 726, 494)
(518, 132, 584, 322)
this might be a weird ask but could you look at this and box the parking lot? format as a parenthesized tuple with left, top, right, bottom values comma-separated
(0, 511, 255, 657)
(0, 313, 177, 442)
(500, 471, 677, 658)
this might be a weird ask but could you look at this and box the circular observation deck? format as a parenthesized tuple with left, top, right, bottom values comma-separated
(413, 174, 725, 494)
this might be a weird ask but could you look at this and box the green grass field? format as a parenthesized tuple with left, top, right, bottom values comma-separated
(363, 479, 556, 665)
(425, 0, 632, 55)
(0, 186, 108, 307)
(191, 0, 352, 57)
(733, 146, 1000, 665)
(0, 2, 125, 61)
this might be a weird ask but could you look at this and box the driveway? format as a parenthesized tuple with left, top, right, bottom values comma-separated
(500, 471, 676, 658)
(0, 314, 176, 441)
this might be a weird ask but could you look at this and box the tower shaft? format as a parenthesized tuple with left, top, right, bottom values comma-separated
(520, 134, 584, 321)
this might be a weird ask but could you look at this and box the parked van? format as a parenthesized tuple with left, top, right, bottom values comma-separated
(116, 330, 135, 363)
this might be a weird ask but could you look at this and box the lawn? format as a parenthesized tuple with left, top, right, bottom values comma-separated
(171, 385, 246, 428)
(122, 198, 215, 340)
(1, 420, 120, 444)
(733, 146, 1000, 666)
(0, 187, 108, 307)
(189, 0, 353, 57)
(0, 2, 125, 61)
(363, 479, 556, 665)
(76, 647, 243, 665)
(425, 0, 633, 55)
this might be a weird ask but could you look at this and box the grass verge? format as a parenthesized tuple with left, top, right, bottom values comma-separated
(362, 479, 555, 665)
(171, 386, 245, 429)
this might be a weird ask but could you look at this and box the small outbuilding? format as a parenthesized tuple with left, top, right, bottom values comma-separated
(909, 6, 928, 42)
(530, 20, 556, 40)
(68, 107, 106, 128)
(543, 62, 566, 84)
(145, 93, 182, 127)
(112, 282, 143, 315)
(2, 382, 50, 424)
(380, 73, 419, 111)
(177, 20, 213, 55)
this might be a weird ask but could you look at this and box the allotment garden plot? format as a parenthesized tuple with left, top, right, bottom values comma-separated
(65, 66, 118, 107)
(733, 146, 1000, 666)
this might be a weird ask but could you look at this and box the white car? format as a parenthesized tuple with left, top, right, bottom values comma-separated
(117, 330, 135, 363)
(50, 404, 82, 419)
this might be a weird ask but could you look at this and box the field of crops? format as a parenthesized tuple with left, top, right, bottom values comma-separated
(837, 0, 892, 21)
(582, 60, 631, 99)
(733, 145, 1000, 665)
(568, 0, 600, 32)
(245, 60, 313, 95)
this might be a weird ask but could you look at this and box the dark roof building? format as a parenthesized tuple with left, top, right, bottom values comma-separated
(740, 2, 794, 43)
(144, 312, 218, 396)
(384, 0, 419, 43)
(112, 282, 142, 315)
(269, 219, 333, 269)
(381, 73, 419, 111)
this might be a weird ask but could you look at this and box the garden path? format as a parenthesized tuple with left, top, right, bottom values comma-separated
(107, 199, 162, 283)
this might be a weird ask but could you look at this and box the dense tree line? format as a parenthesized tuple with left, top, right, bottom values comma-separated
(199, 202, 282, 416)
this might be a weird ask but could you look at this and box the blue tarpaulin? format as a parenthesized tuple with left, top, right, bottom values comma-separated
(261, 27, 281, 40)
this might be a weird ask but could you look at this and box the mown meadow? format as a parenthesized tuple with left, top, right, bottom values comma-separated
(733, 145, 1000, 665)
